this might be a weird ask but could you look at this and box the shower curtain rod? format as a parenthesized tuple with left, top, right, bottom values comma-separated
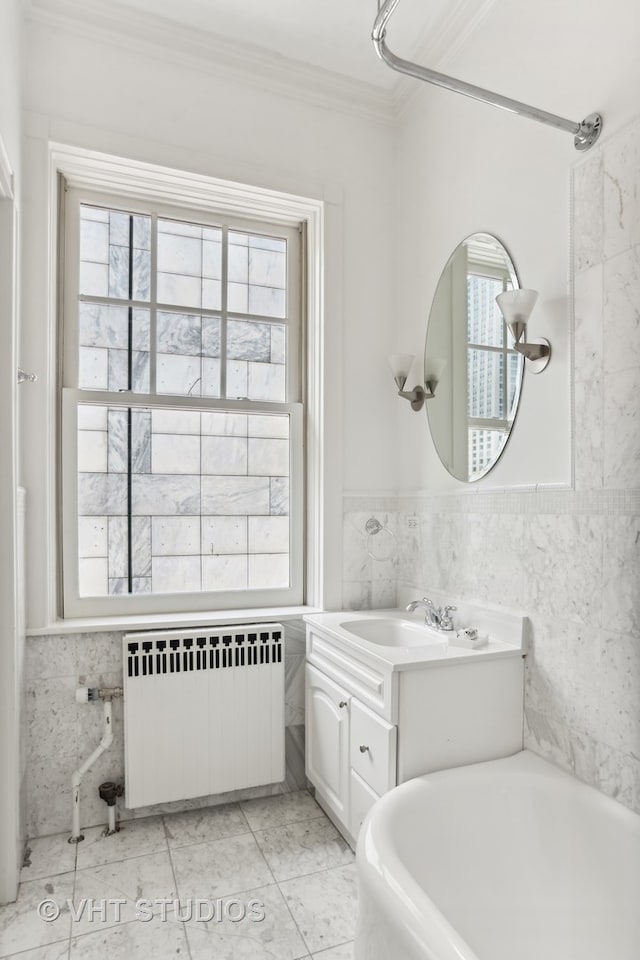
(372, 0, 602, 151)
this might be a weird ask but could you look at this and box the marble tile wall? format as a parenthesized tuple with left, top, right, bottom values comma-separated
(24, 618, 307, 838)
(342, 116, 640, 815)
(342, 503, 398, 611)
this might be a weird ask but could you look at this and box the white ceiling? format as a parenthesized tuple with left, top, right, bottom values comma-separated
(77, 0, 456, 92)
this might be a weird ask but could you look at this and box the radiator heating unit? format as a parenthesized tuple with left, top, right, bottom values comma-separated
(123, 624, 285, 807)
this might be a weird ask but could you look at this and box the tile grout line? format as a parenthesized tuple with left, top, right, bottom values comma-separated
(165, 801, 294, 958)
(243, 801, 317, 957)
(244, 804, 357, 957)
(161, 824, 252, 853)
(0, 933, 72, 960)
(242, 807, 279, 891)
(65, 834, 78, 960)
(161, 814, 194, 960)
(74, 841, 169, 873)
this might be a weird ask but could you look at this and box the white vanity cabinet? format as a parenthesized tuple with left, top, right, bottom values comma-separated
(305, 611, 525, 848)
(305, 664, 350, 825)
(306, 659, 397, 843)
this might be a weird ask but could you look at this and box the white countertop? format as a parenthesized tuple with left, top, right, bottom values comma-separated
(304, 607, 526, 672)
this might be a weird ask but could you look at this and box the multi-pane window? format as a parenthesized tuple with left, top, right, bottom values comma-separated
(61, 189, 303, 616)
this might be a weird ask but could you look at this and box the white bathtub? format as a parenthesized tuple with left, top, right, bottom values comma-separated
(355, 750, 640, 960)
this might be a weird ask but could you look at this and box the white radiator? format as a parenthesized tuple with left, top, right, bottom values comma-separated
(123, 624, 285, 808)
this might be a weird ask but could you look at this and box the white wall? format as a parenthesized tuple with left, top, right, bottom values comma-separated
(392, 0, 640, 492)
(0, 0, 23, 906)
(22, 17, 398, 627)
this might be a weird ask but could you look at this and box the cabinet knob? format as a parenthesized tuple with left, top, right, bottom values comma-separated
(339, 700, 348, 709)
(359, 744, 369, 753)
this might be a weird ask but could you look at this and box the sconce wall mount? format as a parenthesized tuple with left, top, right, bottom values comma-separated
(496, 289, 551, 374)
(394, 377, 434, 411)
(388, 353, 437, 412)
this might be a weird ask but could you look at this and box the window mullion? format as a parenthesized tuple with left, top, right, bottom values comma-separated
(220, 224, 229, 399)
(127, 214, 135, 593)
(501, 276, 508, 420)
(149, 212, 158, 395)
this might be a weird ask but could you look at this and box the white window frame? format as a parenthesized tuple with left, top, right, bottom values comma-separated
(53, 147, 325, 620)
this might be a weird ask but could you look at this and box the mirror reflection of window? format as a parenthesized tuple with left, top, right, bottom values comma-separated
(465, 265, 519, 480)
(425, 234, 524, 482)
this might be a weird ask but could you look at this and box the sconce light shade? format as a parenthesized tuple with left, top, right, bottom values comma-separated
(495, 288, 551, 373)
(387, 353, 415, 389)
(495, 289, 538, 324)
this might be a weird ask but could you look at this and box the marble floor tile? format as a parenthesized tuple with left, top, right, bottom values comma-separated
(312, 943, 355, 959)
(163, 803, 249, 849)
(75, 816, 167, 870)
(0, 873, 74, 957)
(20, 834, 77, 883)
(171, 833, 274, 900)
(72, 851, 177, 936)
(185, 883, 307, 960)
(68, 914, 187, 959)
(279, 863, 358, 955)
(241, 790, 321, 832)
(2, 943, 70, 960)
(254, 817, 353, 882)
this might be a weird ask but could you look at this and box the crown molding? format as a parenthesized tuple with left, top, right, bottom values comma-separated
(391, 0, 500, 115)
(24, 0, 396, 125)
(24, 0, 498, 125)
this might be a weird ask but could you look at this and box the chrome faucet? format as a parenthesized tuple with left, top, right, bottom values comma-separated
(406, 597, 457, 631)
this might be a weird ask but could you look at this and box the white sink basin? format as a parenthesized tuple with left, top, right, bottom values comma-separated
(339, 618, 446, 648)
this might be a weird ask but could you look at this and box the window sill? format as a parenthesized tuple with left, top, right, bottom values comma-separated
(27, 605, 323, 637)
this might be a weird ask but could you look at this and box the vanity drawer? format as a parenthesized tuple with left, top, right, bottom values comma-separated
(306, 627, 396, 721)
(349, 769, 380, 839)
(350, 698, 397, 796)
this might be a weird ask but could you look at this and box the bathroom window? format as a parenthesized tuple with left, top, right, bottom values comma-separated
(60, 189, 304, 617)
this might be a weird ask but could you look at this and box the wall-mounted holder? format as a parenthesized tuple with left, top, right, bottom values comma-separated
(365, 516, 396, 562)
(496, 289, 551, 374)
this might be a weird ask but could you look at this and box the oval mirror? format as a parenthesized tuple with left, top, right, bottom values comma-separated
(425, 233, 524, 482)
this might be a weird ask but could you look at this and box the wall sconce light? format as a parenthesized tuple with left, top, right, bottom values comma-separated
(387, 353, 445, 411)
(495, 289, 551, 374)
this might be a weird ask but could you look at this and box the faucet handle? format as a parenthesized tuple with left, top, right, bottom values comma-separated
(440, 605, 457, 630)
